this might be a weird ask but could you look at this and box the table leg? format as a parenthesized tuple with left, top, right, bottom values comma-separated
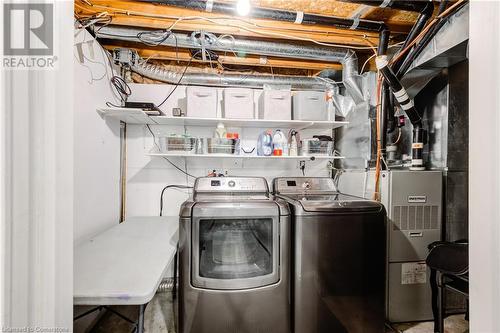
(137, 304, 145, 333)
(173, 248, 178, 300)
(73, 306, 102, 321)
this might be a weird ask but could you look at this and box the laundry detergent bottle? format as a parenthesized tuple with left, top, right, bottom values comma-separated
(273, 129, 286, 156)
(257, 130, 273, 156)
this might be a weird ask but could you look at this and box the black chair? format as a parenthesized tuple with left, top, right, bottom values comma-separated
(426, 240, 469, 333)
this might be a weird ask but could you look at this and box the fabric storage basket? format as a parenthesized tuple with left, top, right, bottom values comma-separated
(258, 90, 291, 120)
(223, 88, 254, 119)
(186, 86, 217, 118)
(292, 91, 329, 121)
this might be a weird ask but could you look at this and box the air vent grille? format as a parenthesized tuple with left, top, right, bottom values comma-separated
(393, 205, 439, 231)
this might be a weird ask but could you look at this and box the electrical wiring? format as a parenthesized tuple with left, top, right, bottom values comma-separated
(111, 75, 132, 100)
(145, 125, 198, 179)
(160, 185, 193, 216)
(74, 25, 130, 109)
(75, 21, 135, 109)
(137, 30, 172, 46)
(136, 30, 180, 62)
(158, 51, 201, 107)
(156, 50, 200, 108)
(76, 12, 112, 29)
(360, 53, 377, 74)
(74, 28, 109, 83)
(390, 128, 402, 145)
(105, 75, 132, 107)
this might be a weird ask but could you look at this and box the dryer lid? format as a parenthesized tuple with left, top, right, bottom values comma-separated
(282, 193, 383, 212)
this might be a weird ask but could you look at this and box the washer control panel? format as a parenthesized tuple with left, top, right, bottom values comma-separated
(273, 177, 336, 194)
(195, 177, 269, 193)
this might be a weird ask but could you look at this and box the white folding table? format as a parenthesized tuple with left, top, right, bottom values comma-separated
(74, 216, 179, 332)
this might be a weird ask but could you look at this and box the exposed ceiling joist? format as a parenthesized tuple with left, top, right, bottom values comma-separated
(75, 0, 419, 76)
(75, 0, 409, 48)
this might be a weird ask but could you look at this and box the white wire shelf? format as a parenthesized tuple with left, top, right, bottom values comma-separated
(97, 108, 348, 129)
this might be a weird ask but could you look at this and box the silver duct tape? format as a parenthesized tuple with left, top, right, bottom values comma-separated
(205, 0, 214, 12)
(294, 11, 304, 24)
(380, 0, 391, 8)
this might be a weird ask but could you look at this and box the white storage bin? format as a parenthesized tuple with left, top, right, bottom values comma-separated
(223, 88, 254, 119)
(258, 90, 292, 120)
(186, 86, 217, 118)
(292, 91, 329, 121)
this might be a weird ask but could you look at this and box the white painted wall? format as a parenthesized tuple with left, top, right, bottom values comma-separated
(73, 29, 121, 244)
(469, 2, 500, 332)
(126, 83, 332, 218)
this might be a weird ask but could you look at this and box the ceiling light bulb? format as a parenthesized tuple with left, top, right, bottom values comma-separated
(236, 0, 251, 16)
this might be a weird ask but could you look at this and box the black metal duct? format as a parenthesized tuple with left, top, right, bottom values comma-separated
(376, 55, 424, 170)
(138, 0, 387, 32)
(393, 2, 434, 69)
(387, 2, 433, 121)
(340, 0, 433, 13)
(349, 0, 434, 147)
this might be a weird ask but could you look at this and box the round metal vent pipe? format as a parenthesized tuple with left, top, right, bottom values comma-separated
(97, 26, 350, 63)
(131, 60, 334, 90)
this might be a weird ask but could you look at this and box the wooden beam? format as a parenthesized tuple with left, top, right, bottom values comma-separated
(75, 0, 406, 48)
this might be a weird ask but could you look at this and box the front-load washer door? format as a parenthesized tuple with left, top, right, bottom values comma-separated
(191, 202, 280, 290)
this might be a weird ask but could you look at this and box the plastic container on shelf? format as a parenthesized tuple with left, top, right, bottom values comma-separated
(292, 91, 329, 121)
(207, 138, 240, 155)
(258, 90, 292, 120)
(272, 130, 287, 156)
(159, 136, 197, 154)
(214, 122, 227, 138)
(288, 130, 299, 156)
(223, 88, 255, 119)
(186, 86, 217, 118)
(257, 130, 274, 156)
(301, 136, 334, 156)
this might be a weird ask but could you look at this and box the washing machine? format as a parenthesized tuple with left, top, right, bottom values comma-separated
(273, 177, 386, 333)
(179, 177, 291, 333)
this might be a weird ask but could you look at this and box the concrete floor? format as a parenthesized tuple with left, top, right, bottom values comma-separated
(73, 292, 176, 333)
(387, 315, 468, 333)
(75, 292, 468, 333)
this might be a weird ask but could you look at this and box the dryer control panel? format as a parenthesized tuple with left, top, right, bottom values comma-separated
(273, 177, 337, 194)
(195, 177, 269, 193)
